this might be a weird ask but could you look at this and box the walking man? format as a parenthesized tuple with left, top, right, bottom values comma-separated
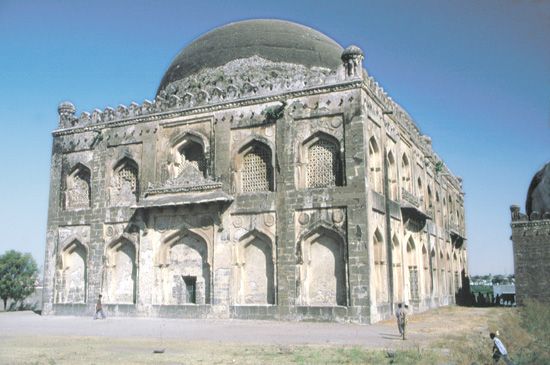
(395, 303, 408, 340)
(94, 294, 106, 320)
(490, 332, 514, 364)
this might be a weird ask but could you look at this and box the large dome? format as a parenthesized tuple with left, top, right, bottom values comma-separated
(157, 19, 344, 95)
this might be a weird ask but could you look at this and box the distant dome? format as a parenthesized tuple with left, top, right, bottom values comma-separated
(157, 19, 344, 95)
(526, 162, 550, 217)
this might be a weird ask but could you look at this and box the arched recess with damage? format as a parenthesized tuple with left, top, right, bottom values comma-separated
(235, 229, 276, 305)
(104, 236, 137, 304)
(154, 228, 211, 305)
(297, 224, 347, 306)
(56, 238, 88, 304)
(169, 131, 210, 178)
(373, 228, 387, 303)
(65, 163, 91, 210)
(110, 157, 139, 205)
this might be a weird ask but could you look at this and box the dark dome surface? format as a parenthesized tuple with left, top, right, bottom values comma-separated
(157, 19, 344, 94)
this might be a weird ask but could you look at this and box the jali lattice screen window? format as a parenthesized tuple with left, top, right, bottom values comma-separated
(115, 164, 138, 194)
(306, 139, 341, 188)
(242, 144, 273, 192)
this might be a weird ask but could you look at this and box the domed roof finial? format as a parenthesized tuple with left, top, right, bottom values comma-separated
(341, 45, 364, 79)
(58, 101, 76, 128)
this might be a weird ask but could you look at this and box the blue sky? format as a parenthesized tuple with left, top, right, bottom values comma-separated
(0, 0, 548, 275)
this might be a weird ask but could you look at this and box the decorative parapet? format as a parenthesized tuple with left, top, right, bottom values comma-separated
(401, 188, 419, 208)
(511, 204, 550, 223)
(55, 56, 351, 132)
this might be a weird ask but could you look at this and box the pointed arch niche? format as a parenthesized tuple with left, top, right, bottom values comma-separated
(169, 132, 209, 178)
(235, 230, 276, 305)
(422, 244, 431, 296)
(392, 234, 404, 303)
(401, 153, 412, 193)
(298, 225, 347, 306)
(373, 228, 388, 303)
(104, 237, 137, 304)
(110, 157, 139, 206)
(154, 229, 211, 305)
(56, 239, 88, 303)
(368, 137, 382, 194)
(406, 237, 419, 302)
(387, 150, 398, 200)
(431, 248, 438, 296)
(65, 163, 91, 210)
(233, 138, 275, 193)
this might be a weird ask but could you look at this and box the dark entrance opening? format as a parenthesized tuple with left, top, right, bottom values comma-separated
(183, 276, 196, 304)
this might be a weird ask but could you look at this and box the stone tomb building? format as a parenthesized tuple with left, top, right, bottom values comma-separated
(510, 162, 550, 305)
(43, 20, 467, 323)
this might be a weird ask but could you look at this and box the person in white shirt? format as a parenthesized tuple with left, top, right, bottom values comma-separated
(490, 332, 514, 364)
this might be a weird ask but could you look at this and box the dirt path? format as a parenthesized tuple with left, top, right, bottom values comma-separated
(0, 306, 504, 364)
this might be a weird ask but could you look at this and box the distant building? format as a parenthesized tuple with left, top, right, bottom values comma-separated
(42, 19, 467, 323)
(510, 162, 550, 305)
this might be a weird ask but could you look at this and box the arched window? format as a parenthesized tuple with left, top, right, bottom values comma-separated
(427, 185, 433, 211)
(111, 158, 139, 205)
(65, 164, 91, 210)
(407, 237, 419, 302)
(368, 137, 382, 194)
(387, 151, 398, 200)
(178, 140, 207, 177)
(401, 153, 412, 192)
(241, 143, 274, 192)
(306, 136, 342, 188)
(373, 229, 387, 303)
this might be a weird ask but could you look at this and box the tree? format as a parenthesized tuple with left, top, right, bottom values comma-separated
(0, 250, 38, 310)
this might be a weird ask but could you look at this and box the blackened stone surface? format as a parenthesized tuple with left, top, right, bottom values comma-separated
(157, 19, 343, 94)
(526, 162, 550, 217)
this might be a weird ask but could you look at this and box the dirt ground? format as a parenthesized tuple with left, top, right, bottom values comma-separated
(0, 306, 506, 364)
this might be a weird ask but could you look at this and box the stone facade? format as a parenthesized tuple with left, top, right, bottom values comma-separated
(43, 20, 467, 323)
(510, 170, 550, 305)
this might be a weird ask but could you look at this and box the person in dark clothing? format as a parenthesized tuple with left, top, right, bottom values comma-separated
(395, 303, 408, 340)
